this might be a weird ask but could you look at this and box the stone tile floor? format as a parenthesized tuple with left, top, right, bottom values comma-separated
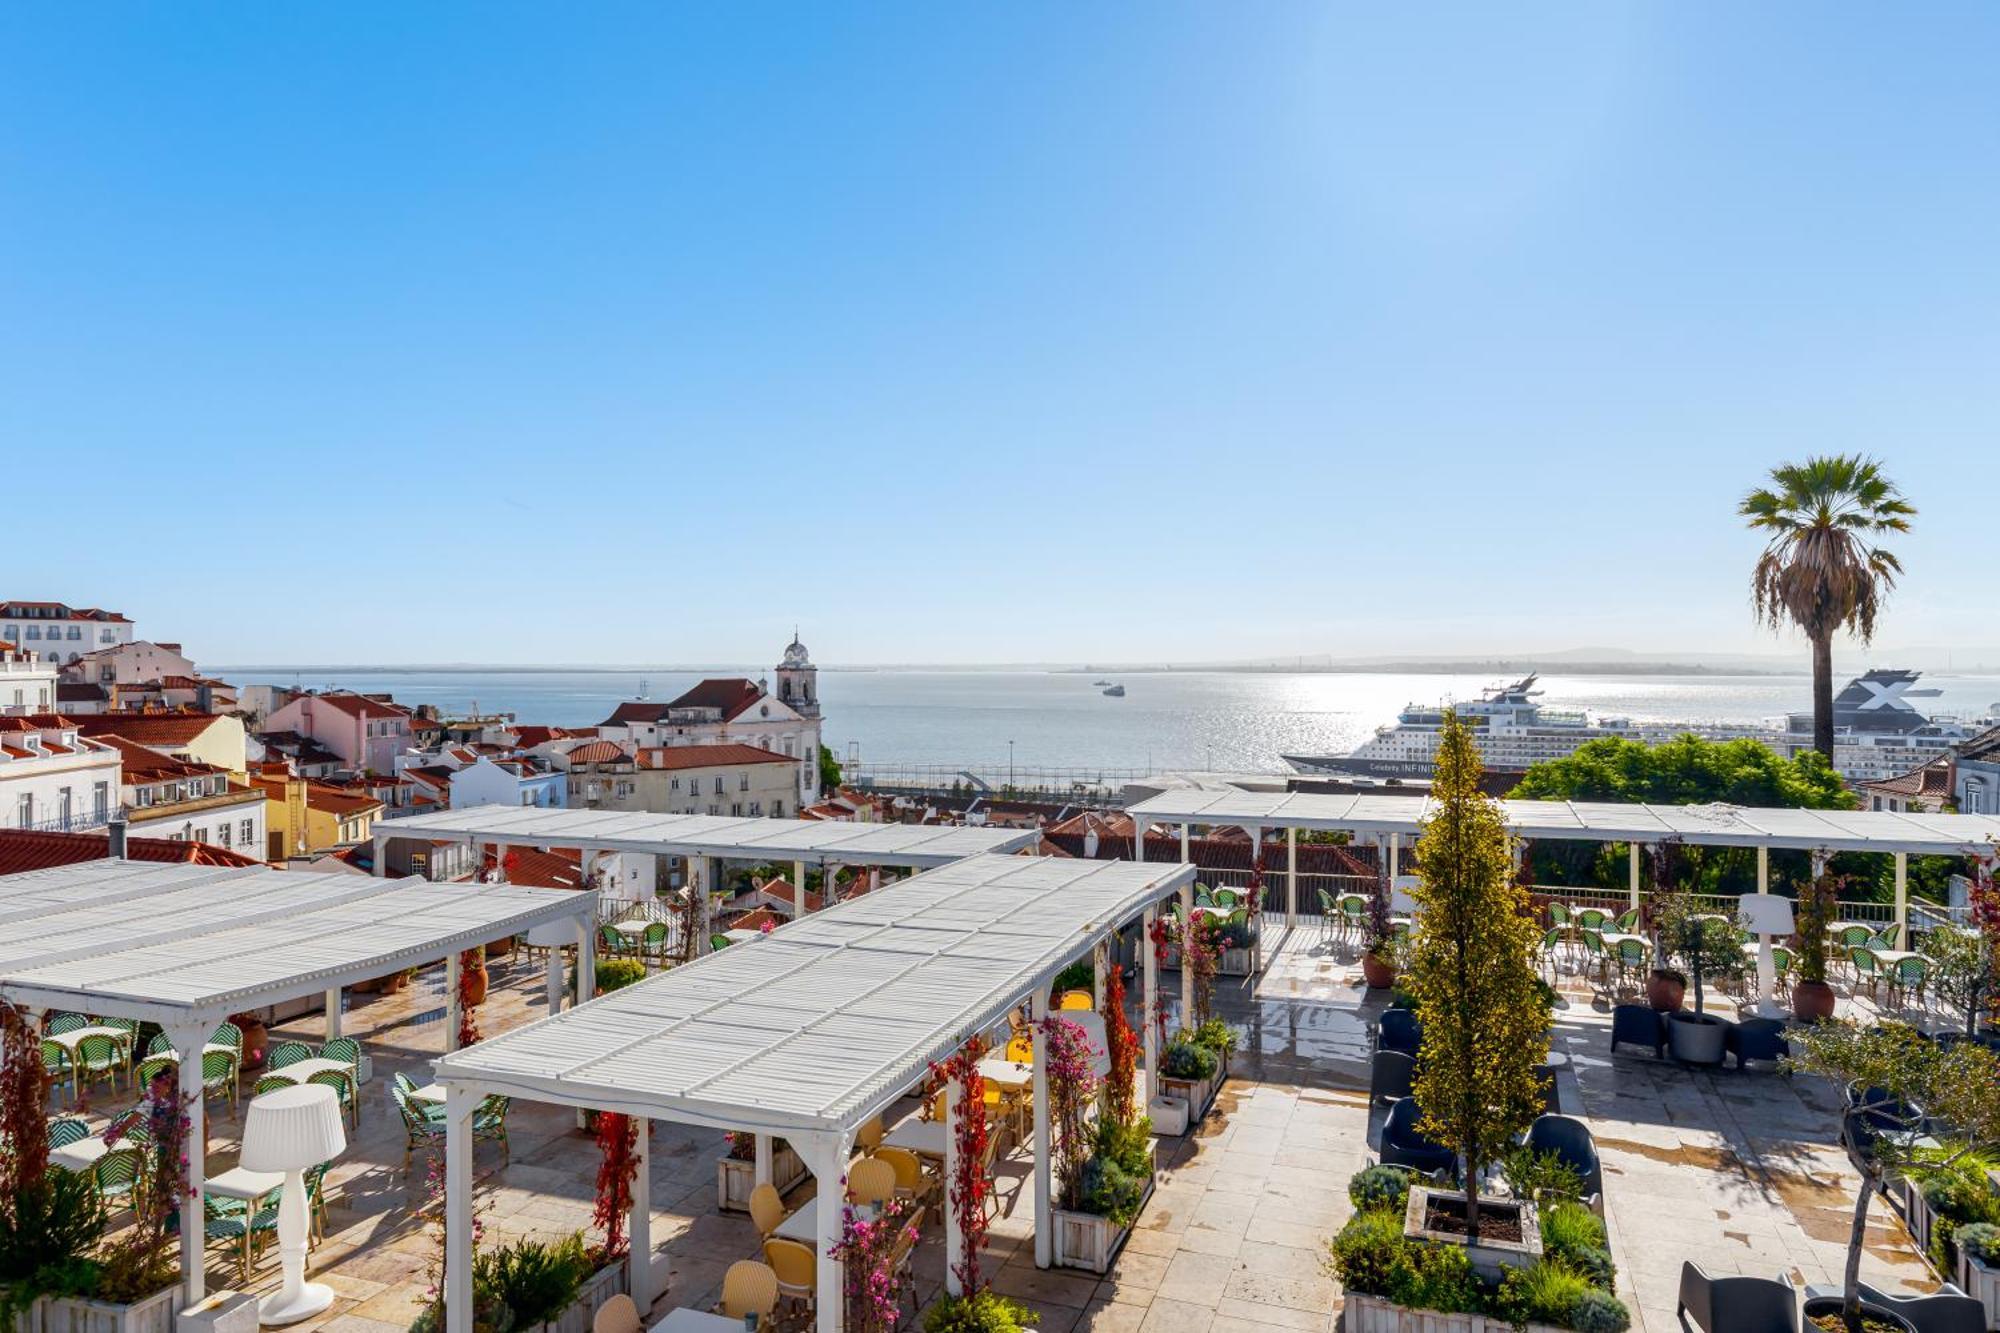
(56, 923, 1938, 1333)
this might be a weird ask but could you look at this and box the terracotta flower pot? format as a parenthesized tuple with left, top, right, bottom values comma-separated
(1792, 978, 1837, 1023)
(462, 963, 488, 1008)
(1647, 968, 1687, 1013)
(236, 1017, 269, 1070)
(1361, 951, 1396, 989)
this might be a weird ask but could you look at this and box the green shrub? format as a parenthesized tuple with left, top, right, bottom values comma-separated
(1077, 1156, 1146, 1228)
(1187, 1018, 1239, 1055)
(1503, 1146, 1586, 1210)
(595, 959, 648, 994)
(1349, 1165, 1415, 1214)
(1052, 960, 1096, 996)
(1571, 1288, 1633, 1333)
(923, 1290, 1041, 1332)
(1092, 1115, 1153, 1178)
(1215, 920, 1256, 951)
(1919, 1151, 2000, 1228)
(1959, 1222, 2000, 1266)
(1495, 1259, 1596, 1330)
(1161, 1039, 1218, 1081)
(0, 1172, 106, 1316)
(1540, 1200, 1614, 1285)
(474, 1233, 593, 1330)
(1327, 1209, 1415, 1298)
(1397, 1241, 1482, 1314)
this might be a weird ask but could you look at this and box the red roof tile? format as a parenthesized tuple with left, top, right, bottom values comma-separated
(0, 829, 259, 875)
(76, 713, 226, 746)
(637, 743, 797, 771)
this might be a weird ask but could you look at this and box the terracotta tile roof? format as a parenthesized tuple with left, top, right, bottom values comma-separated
(304, 692, 412, 721)
(562, 740, 630, 765)
(726, 907, 783, 932)
(666, 678, 766, 721)
(0, 828, 259, 875)
(601, 701, 671, 726)
(1862, 757, 1955, 801)
(508, 726, 571, 748)
(55, 683, 108, 703)
(76, 713, 225, 746)
(1959, 725, 2000, 765)
(100, 734, 226, 782)
(754, 876, 823, 912)
(637, 743, 797, 771)
(482, 843, 585, 890)
(306, 783, 384, 817)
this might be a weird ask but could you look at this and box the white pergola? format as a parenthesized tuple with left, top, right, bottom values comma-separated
(1128, 789, 2000, 931)
(431, 852, 1198, 1333)
(375, 809, 1041, 939)
(0, 857, 598, 1308)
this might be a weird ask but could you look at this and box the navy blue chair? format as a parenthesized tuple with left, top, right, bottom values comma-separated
(1727, 1018, 1790, 1071)
(1368, 1050, 1415, 1107)
(1380, 1097, 1455, 1177)
(1377, 1009, 1422, 1055)
(1524, 1113, 1602, 1210)
(1610, 1004, 1666, 1058)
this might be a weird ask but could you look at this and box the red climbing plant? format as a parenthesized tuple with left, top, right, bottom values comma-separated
(1147, 914, 1172, 1046)
(456, 948, 484, 1047)
(591, 1112, 639, 1262)
(1101, 965, 1139, 1128)
(0, 1002, 50, 1197)
(927, 1036, 993, 1293)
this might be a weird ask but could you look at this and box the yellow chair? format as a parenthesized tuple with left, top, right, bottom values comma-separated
(874, 1145, 938, 1207)
(748, 1182, 787, 1239)
(1005, 1035, 1033, 1063)
(718, 1259, 779, 1322)
(1059, 989, 1094, 1011)
(855, 1115, 884, 1153)
(847, 1156, 896, 1206)
(763, 1238, 816, 1317)
(592, 1294, 639, 1333)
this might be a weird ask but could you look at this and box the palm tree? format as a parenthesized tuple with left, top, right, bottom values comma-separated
(1740, 455, 1916, 761)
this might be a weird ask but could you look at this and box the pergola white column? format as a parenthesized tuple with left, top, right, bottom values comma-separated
(492, 842, 510, 883)
(792, 859, 808, 912)
(1180, 822, 1192, 862)
(1141, 904, 1159, 1105)
(628, 1119, 653, 1311)
(943, 1073, 965, 1297)
(1387, 833, 1400, 883)
(445, 951, 462, 1053)
(1132, 818, 1145, 862)
(1629, 843, 1642, 911)
(1285, 826, 1298, 931)
(1244, 823, 1264, 975)
(167, 1017, 212, 1306)
(753, 1133, 773, 1186)
(324, 986, 342, 1040)
(1894, 852, 1908, 937)
(576, 916, 596, 1002)
(696, 856, 717, 955)
(444, 1087, 477, 1333)
(1092, 940, 1106, 1010)
(1030, 983, 1053, 1269)
(1757, 846, 1769, 894)
(813, 1129, 855, 1333)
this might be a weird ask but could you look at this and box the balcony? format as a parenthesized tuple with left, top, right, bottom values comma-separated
(11, 813, 111, 834)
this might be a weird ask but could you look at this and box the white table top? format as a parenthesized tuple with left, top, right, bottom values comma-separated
(611, 919, 654, 936)
(882, 1119, 948, 1158)
(206, 1166, 285, 1203)
(773, 1206, 819, 1245)
(651, 1309, 750, 1333)
(409, 1082, 446, 1104)
(156, 1043, 239, 1064)
(265, 1058, 354, 1086)
(975, 1055, 1033, 1091)
(51, 1136, 110, 1171)
(48, 1026, 129, 1052)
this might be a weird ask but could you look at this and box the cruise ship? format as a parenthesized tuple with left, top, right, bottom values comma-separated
(1283, 670, 1993, 786)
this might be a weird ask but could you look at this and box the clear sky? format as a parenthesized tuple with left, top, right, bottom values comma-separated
(5, 5, 1997, 667)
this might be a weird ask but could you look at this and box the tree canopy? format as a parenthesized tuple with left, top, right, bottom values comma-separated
(1509, 734, 1854, 810)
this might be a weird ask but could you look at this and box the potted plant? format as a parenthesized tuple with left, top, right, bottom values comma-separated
(459, 948, 489, 1008)
(1792, 871, 1839, 1023)
(1401, 711, 1553, 1260)
(1955, 1223, 2000, 1331)
(1157, 1036, 1221, 1128)
(1791, 1022, 2000, 1333)
(1644, 840, 1690, 1012)
(1362, 861, 1399, 989)
(922, 1290, 1040, 1332)
(715, 1132, 806, 1213)
(1650, 887, 1742, 1066)
(229, 1011, 270, 1069)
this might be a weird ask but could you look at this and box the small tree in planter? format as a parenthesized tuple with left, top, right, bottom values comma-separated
(97, 1067, 195, 1308)
(1183, 913, 1221, 1025)
(1789, 1021, 2000, 1333)
(1927, 855, 1999, 1036)
(1655, 890, 1746, 1045)
(1792, 870, 1839, 1022)
(1040, 1016, 1102, 1214)
(1362, 857, 1399, 988)
(1643, 839, 1691, 1011)
(1406, 709, 1552, 1242)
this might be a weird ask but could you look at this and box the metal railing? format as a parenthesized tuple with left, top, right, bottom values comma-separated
(11, 813, 111, 834)
(848, 763, 1146, 804)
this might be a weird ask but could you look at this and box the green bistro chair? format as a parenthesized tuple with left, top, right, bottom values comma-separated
(1211, 888, 1242, 911)
(147, 1031, 176, 1057)
(1888, 955, 1928, 1007)
(599, 922, 628, 961)
(309, 1069, 358, 1130)
(74, 1034, 124, 1096)
(710, 933, 733, 950)
(1849, 946, 1884, 1000)
(203, 1049, 240, 1117)
(1615, 937, 1650, 988)
(1547, 902, 1571, 928)
(1835, 926, 1873, 977)
(1870, 923, 1904, 951)
(46, 1013, 89, 1037)
(1338, 893, 1368, 941)
(393, 1084, 446, 1176)
(640, 921, 671, 965)
(304, 1162, 333, 1245)
(1573, 908, 1608, 932)
(93, 1146, 143, 1213)
(1538, 926, 1567, 980)
(209, 1020, 243, 1052)
(267, 1041, 312, 1072)
(49, 1116, 89, 1150)
(472, 1094, 511, 1163)
(134, 1053, 180, 1091)
(254, 1074, 295, 1099)
(391, 1070, 420, 1096)
(1193, 884, 1214, 908)
(42, 1040, 76, 1104)
(319, 1037, 362, 1071)
(1576, 929, 1610, 987)
(1613, 907, 1642, 933)
(204, 1190, 279, 1283)
(1769, 945, 1794, 983)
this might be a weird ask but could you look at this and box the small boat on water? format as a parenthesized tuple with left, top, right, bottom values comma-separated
(1102, 684, 1125, 697)
(1092, 679, 1111, 687)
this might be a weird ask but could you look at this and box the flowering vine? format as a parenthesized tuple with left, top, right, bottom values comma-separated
(828, 1196, 919, 1333)
(1147, 915, 1172, 1046)
(1038, 1015, 1102, 1211)
(1246, 832, 1265, 924)
(1973, 853, 2000, 1025)
(456, 948, 484, 1047)
(927, 1037, 992, 1293)
(0, 1002, 50, 1197)
(1183, 912, 1221, 1028)
(99, 1065, 195, 1300)
(1101, 964, 1139, 1128)
(591, 1111, 639, 1262)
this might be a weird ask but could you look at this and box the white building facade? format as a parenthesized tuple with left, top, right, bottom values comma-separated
(0, 601, 135, 664)
(0, 648, 58, 715)
(0, 717, 121, 831)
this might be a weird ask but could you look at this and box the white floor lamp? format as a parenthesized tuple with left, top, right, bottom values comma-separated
(1737, 892, 1796, 1020)
(240, 1084, 347, 1326)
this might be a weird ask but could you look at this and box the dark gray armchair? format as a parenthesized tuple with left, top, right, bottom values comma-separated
(1856, 1283, 1984, 1333)
(1524, 1113, 1602, 1212)
(1728, 1018, 1791, 1071)
(1380, 1096, 1456, 1177)
(1677, 1261, 1799, 1333)
(1369, 1049, 1415, 1106)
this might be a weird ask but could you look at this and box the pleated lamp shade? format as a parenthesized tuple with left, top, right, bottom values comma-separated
(241, 1083, 348, 1172)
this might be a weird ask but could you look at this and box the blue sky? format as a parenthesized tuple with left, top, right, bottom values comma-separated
(5, 5, 1998, 667)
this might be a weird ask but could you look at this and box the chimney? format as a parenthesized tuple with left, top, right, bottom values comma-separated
(107, 811, 129, 860)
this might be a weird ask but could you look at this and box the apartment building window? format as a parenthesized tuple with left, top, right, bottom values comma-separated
(8, 689, 19, 707)
(218, 823, 232, 848)
(66, 627, 80, 640)
(712, 776, 724, 795)
(15, 794, 31, 829)
(749, 802, 762, 816)
(615, 782, 633, 798)
(707, 804, 719, 816)
(23, 627, 39, 640)
(57, 788, 72, 828)
(99, 629, 114, 643)
(739, 773, 750, 791)
(771, 800, 784, 816)
(240, 818, 254, 844)
(670, 777, 680, 792)
(92, 782, 109, 822)
(731, 803, 742, 817)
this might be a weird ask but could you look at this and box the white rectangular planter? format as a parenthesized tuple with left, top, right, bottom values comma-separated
(1896, 1177, 1941, 1262)
(1053, 1142, 1157, 1274)
(1159, 1052, 1226, 1135)
(1343, 1294, 1565, 1333)
(1955, 1250, 2000, 1331)
(16, 1288, 178, 1333)
(1218, 947, 1255, 977)
(716, 1141, 807, 1213)
(525, 1264, 628, 1333)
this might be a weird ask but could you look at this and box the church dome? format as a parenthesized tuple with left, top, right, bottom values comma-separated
(781, 633, 812, 669)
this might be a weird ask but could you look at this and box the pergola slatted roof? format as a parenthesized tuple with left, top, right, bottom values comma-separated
(0, 858, 596, 1024)
(377, 806, 1039, 866)
(1126, 790, 2000, 856)
(434, 853, 1195, 1134)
